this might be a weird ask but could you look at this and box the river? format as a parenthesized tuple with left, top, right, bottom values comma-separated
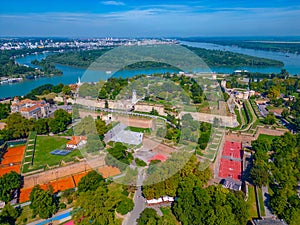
(181, 41, 300, 75)
(0, 53, 177, 98)
(0, 42, 299, 98)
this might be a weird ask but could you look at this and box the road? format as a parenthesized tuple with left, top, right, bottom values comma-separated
(123, 168, 146, 225)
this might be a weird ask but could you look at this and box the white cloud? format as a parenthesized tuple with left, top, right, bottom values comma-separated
(101, 1, 125, 6)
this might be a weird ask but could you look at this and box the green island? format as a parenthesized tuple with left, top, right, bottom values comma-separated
(41, 45, 284, 69)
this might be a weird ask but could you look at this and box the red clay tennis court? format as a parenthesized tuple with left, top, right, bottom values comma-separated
(50, 176, 76, 193)
(3, 145, 25, 157)
(0, 165, 21, 176)
(98, 166, 121, 178)
(19, 184, 48, 203)
(218, 158, 242, 180)
(2, 154, 24, 164)
(148, 153, 167, 162)
(222, 141, 242, 159)
(0, 145, 25, 176)
(72, 171, 90, 186)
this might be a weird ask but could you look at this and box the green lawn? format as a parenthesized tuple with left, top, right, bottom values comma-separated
(244, 100, 254, 124)
(232, 108, 242, 130)
(31, 136, 83, 169)
(241, 106, 249, 125)
(247, 185, 258, 219)
(160, 207, 180, 224)
(125, 126, 151, 134)
(257, 187, 266, 217)
(257, 134, 277, 144)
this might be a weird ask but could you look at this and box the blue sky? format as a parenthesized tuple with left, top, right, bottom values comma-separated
(0, 0, 300, 37)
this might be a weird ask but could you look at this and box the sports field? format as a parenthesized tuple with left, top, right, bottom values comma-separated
(30, 136, 83, 170)
(0, 145, 25, 176)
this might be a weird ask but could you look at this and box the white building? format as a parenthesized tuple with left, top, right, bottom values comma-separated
(66, 136, 87, 149)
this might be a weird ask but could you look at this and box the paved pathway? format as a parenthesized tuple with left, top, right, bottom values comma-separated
(262, 185, 274, 218)
(122, 169, 146, 225)
(27, 208, 73, 225)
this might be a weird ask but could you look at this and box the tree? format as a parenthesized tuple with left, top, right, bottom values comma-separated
(281, 108, 289, 118)
(0, 171, 21, 202)
(52, 83, 64, 93)
(1, 113, 34, 140)
(30, 185, 57, 219)
(62, 85, 72, 95)
(263, 113, 276, 125)
(72, 106, 80, 120)
(0, 203, 18, 225)
(0, 103, 10, 120)
(73, 186, 121, 225)
(250, 164, 269, 187)
(105, 100, 109, 109)
(85, 134, 104, 153)
(77, 171, 105, 193)
(267, 86, 281, 99)
(116, 198, 134, 215)
(48, 109, 72, 133)
(95, 117, 109, 139)
(34, 118, 49, 134)
(137, 208, 159, 225)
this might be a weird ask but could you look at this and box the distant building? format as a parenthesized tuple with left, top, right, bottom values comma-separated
(221, 178, 242, 191)
(146, 196, 174, 205)
(11, 97, 49, 119)
(104, 123, 143, 145)
(249, 90, 255, 97)
(234, 90, 255, 100)
(66, 136, 87, 149)
(234, 69, 249, 74)
(252, 218, 288, 225)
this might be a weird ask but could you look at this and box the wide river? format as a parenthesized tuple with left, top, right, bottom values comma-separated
(0, 41, 299, 98)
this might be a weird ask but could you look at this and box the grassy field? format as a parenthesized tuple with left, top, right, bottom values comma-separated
(160, 207, 180, 224)
(125, 126, 151, 134)
(257, 134, 277, 144)
(15, 205, 35, 225)
(247, 185, 258, 219)
(241, 106, 249, 125)
(244, 100, 254, 124)
(232, 108, 242, 130)
(31, 136, 82, 169)
(257, 187, 266, 217)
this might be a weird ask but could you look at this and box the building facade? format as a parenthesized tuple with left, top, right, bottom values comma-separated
(11, 97, 50, 119)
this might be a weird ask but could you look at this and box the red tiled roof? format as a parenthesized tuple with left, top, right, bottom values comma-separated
(67, 136, 86, 146)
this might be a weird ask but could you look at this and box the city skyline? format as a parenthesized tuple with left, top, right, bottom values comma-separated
(1, 0, 300, 37)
